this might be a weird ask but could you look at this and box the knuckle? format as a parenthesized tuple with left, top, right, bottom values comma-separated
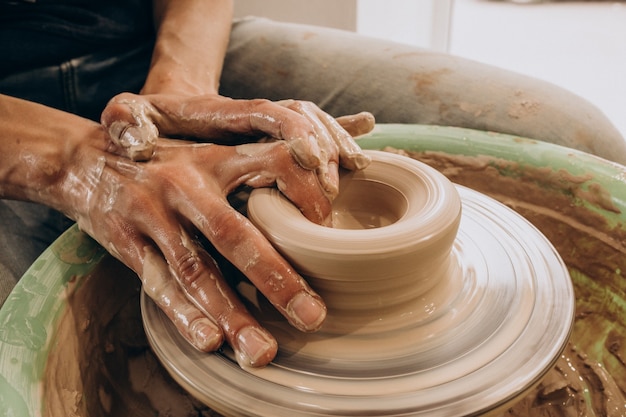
(249, 98, 273, 110)
(174, 251, 205, 289)
(110, 92, 136, 103)
(208, 208, 246, 244)
(289, 100, 306, 112)
(102, 93, 136, 119)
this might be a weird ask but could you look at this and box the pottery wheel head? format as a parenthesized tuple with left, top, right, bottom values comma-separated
(142, 150, 575, 416)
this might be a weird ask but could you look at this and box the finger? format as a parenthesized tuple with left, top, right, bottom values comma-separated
(248, 99, 324, 170)
(312, 108, 372, 171)
(280, 101, 341, 199)
(194, 249, 279, 367)
(179, 195, 327, 334)
(101, 93, 159, 161)
(269, 151, 334, 226)
(141, 245, 224, 352)
(151, 221, 278, 367)
(152, 96, 324, 170)
(335, 111, 376, 138)
(213, 141, 333, 224)
(97, 214, 223, 353)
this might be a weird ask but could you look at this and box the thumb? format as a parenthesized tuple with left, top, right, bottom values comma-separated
(335, 111, 376, 138)
(101, 93, 159, 161)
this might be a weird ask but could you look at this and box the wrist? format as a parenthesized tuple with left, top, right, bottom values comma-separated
(51, 127, 110, 223)
(141, 0, 232, 96)
(0, 95, 108, 218)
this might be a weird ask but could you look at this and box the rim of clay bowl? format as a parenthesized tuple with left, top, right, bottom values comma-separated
(247, 149, 462, 308)
(247, 150, 461, 255)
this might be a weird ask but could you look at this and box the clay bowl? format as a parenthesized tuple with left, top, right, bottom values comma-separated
(1, 124, 624, 417)
(247, 150, 462, 316)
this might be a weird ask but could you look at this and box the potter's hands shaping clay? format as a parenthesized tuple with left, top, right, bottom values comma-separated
(0, 94, 342, 368)
(101, 92, 374, 199)
(77, 139, 334, 368)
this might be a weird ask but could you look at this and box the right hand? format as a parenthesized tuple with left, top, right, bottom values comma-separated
(100, 92, 375, 200)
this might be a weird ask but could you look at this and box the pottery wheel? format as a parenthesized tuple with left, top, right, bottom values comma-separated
(141, 185, 575, 417)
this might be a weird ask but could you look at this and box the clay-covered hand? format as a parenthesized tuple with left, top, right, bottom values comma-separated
(100, 92, 374, 198)
(68, 137, 334, 368)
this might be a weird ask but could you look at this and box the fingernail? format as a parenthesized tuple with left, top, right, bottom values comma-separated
(190, 318, 222, 351)
(286, 291, 327, 332)
(236, 326, 277, 368)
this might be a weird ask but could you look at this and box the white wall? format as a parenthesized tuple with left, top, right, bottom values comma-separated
(233, 0, 357, 32)
(355, 0, 452, 51)
(449, 0, 626, 138)
(233, 0, 453, 51)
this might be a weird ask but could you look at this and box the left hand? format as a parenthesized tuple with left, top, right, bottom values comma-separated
(66, 137, 336, 368)
(100, 92, 374, 199)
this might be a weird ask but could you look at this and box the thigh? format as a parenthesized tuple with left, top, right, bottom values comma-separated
(222, 17, 626, 165)
(0, 201, 73, 306)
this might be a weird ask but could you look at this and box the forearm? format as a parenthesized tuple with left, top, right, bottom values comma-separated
(0, 94, 107, 217)
(143, 0, 234, 96)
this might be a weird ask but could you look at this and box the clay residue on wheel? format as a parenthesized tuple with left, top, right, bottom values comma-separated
(43, 256, 222, 417)
(385, 146, 626, 416)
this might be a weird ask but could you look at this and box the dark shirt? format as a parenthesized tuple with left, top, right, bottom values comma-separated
(0, 0, 155, 77)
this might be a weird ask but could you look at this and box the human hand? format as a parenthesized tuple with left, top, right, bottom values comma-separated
(66, 137, 335, 368)
(100, 92, 374, 198)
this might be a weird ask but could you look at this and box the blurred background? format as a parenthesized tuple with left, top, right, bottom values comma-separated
(234, 0, 626, 138)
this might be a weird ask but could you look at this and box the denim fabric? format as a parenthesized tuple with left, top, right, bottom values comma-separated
(0, 42, 152, 121)
(0, 0, 154, 76)
(1, 16, 625, 305)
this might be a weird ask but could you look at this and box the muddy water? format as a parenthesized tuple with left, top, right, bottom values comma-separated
(44, 148, 626, 416)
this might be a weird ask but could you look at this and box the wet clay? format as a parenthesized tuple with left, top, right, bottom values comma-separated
(43, 148, 625, 416)
(384, 147, 626, 416)
(43, 256, 220, 417)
